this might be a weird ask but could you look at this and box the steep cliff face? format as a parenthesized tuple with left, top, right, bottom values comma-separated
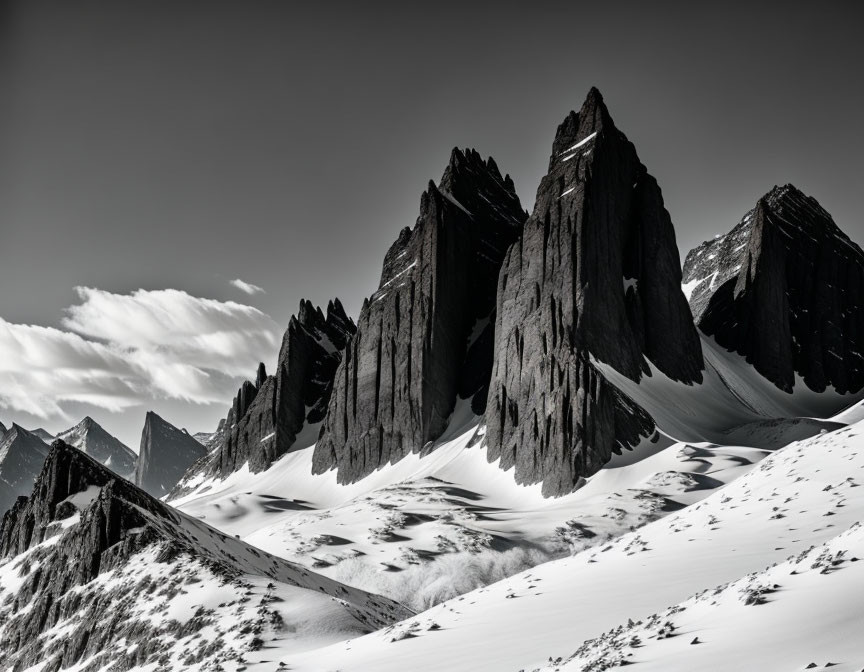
(683, 184, 864, 394)
(313, 148, 527, 483)
(485, 88, 704, 496)
(135, 411, 206, 497)
(0, 425, 50, 514)
(0, 441, 410, 671)
(174, 299, 356, 492)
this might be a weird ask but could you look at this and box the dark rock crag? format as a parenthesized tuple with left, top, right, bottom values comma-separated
(0, 441, 410, 671)
(485, 88, 704, 496)
(683, 184, 864, 394)
(173, 299, 356, 493)
(313, 148, 527, 482)
(135, 411, 206, 497)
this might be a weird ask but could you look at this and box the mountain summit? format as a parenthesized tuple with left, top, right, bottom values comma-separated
(0, 424, 50, 513)
(313, 148, 527, 482)
(485, 87, 704, 495)
(54, 416, 136, 479)
(135, 411, 206, 497)
(683, 184, 864, 393)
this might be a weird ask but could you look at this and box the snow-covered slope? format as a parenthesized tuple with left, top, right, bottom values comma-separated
(534, 522, 864, 671)
(174, 404, 772, 612)
(269, 416, 864, 671)
(55, 416, 137, 479)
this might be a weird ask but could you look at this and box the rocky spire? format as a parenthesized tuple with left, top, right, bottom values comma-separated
(312, 148, 527, 483)
(484, 88, 704, 496)
(172, 298, 357, 492)
(135, 411, 206, 497)
(684, 184, 864, 393)
(54, 416, 137, 480)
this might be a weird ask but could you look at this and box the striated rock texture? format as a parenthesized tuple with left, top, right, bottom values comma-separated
(313, 148, 527, 483)
(54, 416, 137, 480)
(0, 441, 410, 671)
(173, 299, 356, 494)
(485, 88, 704, 496)
(135, 411, 206, 497)
(683, 184, 864, 394)
(0, 425, 50, 514)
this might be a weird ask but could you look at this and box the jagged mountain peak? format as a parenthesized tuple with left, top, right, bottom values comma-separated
(172, 296, 358, 490)
(255, 361, 267, 387)
(0, 424, 50, 513)
(314, 149, 527, 483)
(54, 415, 136, 479)
(684, 184, 864, 394)
(438, 147, 523, 224)
(326, 296, 352, 329)
(136, 411, 206, 497)
(550, 86, 613, 159)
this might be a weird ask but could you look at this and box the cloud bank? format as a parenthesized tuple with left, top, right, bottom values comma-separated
(230, 278, 265, 295)
(0, 287, 280, 420)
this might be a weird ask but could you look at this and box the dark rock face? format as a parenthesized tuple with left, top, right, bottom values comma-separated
(313, 148, 527, 482)
(683, 184, 864, 394)
(0, 425, 50, 514)
(54, 416, 137, 480)
(135, 411, 206, 497)
(0, 441, 410, 671)
(485, 88, 704, 496)
(0, 420, 7, 439)
(176, 299, 356, 490)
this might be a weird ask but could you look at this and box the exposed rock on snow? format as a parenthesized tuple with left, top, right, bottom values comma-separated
(485, 87, 704, 496)
(684, 184, 864, 394)
(135, 411, 207, 497)
(172, 299, 356, 495)
(0, 441, 411, 671)
(313, 148, 526, 483)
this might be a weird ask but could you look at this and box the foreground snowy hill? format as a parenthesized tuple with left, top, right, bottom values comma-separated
(0, 442, 410, 671)
(268, 417, 864, 671)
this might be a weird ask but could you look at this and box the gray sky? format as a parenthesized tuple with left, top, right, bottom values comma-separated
(1, 1, 863, 449)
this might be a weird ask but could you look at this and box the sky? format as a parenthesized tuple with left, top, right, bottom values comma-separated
(1, 1, 863, 449)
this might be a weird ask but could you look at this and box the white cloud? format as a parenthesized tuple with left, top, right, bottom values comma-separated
(230, 278, 266, 295)
(0, 287, 280, 420)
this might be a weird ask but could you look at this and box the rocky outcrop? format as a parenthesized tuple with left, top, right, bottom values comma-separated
(0, 420, 6, 440)
(313, 148, 527, 483)
(135, 411, 206, 497)
(0, 441, 410, 671)
(683, 184, 864, 394)
(54, 416, 137, 480)
(0, 425, 50, 514)
(485, 88, 704, 496)
(173, 299, 356, 493)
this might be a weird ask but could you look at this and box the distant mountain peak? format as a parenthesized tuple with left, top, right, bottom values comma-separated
(136, 411, 206, 497)
(54, 415, 136, 480)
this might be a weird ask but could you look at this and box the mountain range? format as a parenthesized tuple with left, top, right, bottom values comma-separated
(2, 87, 864, 671)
